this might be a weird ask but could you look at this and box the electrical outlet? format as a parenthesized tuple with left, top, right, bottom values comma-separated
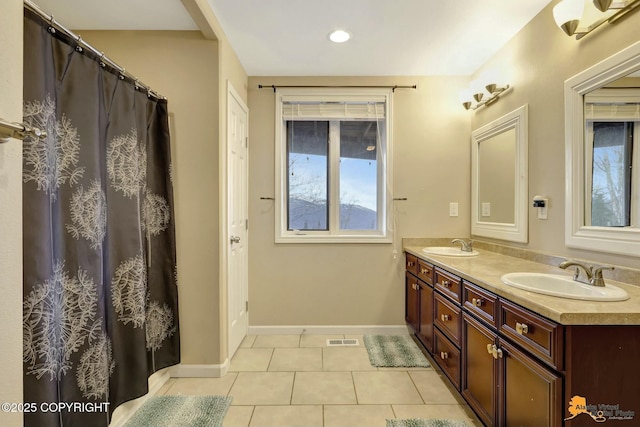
(481, 202, 491, 217)
(449, 202, 459, 217)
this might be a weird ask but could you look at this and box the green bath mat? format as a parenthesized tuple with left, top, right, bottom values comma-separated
(364, 335, 430, 368)
(123, 395, 232, 427)
(387, 419, 471, 427)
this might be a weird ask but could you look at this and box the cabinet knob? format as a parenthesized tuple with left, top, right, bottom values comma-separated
(407, 261, 415, 267)
(487, 344, 503, 359)
(420, 268, 429, 275)
(440, 351, 449, 360)
(440, 314, 450, 322)
(515, 322, 529, 335)
(471, 298, 483, 307)
(442, 280, 451, 288)
(413, 283, 419, 291)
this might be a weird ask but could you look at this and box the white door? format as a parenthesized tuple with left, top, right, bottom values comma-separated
(227, 83, 249, 357)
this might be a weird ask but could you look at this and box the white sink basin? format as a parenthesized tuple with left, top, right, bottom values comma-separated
(422, 247, 479, 257)
(501, 272, 629, 301)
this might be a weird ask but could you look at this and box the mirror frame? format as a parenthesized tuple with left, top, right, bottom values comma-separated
(564, 40, 640, 256)
(471, 104, 528, 243)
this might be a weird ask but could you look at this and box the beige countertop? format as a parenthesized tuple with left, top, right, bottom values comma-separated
(404, 246, 640, 325)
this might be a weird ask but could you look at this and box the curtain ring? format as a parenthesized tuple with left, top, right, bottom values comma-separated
(134, 79, 140, 91)
(119, 68, 126, 80)
(47, 15, 56, 34)
(75, 36, 83, 53)
(99, 53, 106, 68)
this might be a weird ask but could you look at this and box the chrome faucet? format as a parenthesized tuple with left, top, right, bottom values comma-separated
(558, 260, 614, 287)
(591, 265, 615, 287)
(451, 239, 473, 252)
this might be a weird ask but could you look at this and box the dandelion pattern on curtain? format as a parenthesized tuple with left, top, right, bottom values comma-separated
(22, 8, 179, 427)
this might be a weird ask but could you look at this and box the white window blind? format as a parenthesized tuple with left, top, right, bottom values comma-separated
(585, 103, 640, 120)
(585, 88, 640, 120)
(282, 101, 386, 120)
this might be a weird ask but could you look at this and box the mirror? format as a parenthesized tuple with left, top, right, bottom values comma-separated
(471, 105, 528, 243)
(565, 40, 640, 255)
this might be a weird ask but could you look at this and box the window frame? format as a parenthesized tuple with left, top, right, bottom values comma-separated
(274, 88, 393, 243)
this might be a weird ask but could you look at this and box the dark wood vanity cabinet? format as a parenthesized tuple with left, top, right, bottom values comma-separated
(463, 310, 563, 427)
(405, 271, 420, 333)
(500, 338, 563, 427)
(431, 267, 464, 390)
(405, 252, 640, 427)
(405, 254, 434, 354)
(463, 312, 498, 427)
(418, 280, 434, 353)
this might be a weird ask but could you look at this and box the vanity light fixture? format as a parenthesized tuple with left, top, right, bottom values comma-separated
(329, 30, 351, 43)
(459, 72, 511, 111)
(553, 0, 640, 39)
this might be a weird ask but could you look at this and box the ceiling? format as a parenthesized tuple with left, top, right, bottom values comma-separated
(30, 0, 554, 76)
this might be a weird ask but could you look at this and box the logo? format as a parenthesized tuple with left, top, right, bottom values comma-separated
(565, 395, 636, 423)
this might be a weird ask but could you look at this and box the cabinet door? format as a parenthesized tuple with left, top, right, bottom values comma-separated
(499, 339, 563, 427)
(462, 313, 498, 427)
(418, 281, 433, 353)
(405, 272, 420, 333)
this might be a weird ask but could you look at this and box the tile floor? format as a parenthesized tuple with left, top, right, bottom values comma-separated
(157, 334, 484, 427)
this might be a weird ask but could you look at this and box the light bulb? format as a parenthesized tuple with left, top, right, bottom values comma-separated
(553, 0, 584, 36)
(329, 30, 351, 43)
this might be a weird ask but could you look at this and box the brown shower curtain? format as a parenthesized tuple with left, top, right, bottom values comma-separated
(22, 8, 179, 427)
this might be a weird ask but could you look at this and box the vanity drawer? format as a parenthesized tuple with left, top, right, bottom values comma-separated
(434, 328, 461, 390)
(463, 281, 498, 328)
(434, 267, 462, 303)
(499, 299, 564, 370)
(434, 292, 462, 346)
(405, 253, 418, 276)
(417, 260, 434, 285)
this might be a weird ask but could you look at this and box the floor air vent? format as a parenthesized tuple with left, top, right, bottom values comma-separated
(326, 338, 360, 347)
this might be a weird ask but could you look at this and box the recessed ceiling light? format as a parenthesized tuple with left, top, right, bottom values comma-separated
(329, 30, 351, 43)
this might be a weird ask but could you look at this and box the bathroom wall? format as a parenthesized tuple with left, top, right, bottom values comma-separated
(247, 76, 470, 327)
(0, 1, 23, 425)
(470, 1, 640, 269)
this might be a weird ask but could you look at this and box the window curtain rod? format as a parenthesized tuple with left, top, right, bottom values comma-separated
(258, 84, 417, 93)
(0, 117, 46, 143)
(24, 0, 165, 101)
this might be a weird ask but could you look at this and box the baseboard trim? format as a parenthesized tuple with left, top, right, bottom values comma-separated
(109, 368, 171, 427)
(247, 325, 410, 336)
(169, 359, 230, 378)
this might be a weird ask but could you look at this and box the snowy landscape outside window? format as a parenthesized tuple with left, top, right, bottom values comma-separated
(275, 89, 393, 243)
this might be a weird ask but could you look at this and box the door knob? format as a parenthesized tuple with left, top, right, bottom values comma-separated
(230, 235, 241, 243)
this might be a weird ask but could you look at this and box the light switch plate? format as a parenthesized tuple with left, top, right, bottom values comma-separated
(449, 202, 459, 217)
(481, 202, 491, 217)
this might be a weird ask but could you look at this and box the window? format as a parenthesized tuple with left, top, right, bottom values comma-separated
(588, 122, 635, 227)
(584, 88, 640, 232)
(275, 89, 392, 243)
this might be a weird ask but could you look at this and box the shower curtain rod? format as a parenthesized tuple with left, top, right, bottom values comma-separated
(24, 0, 165, 101)
(0, 117, 46, 143)
(258, 84, 417, 93)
